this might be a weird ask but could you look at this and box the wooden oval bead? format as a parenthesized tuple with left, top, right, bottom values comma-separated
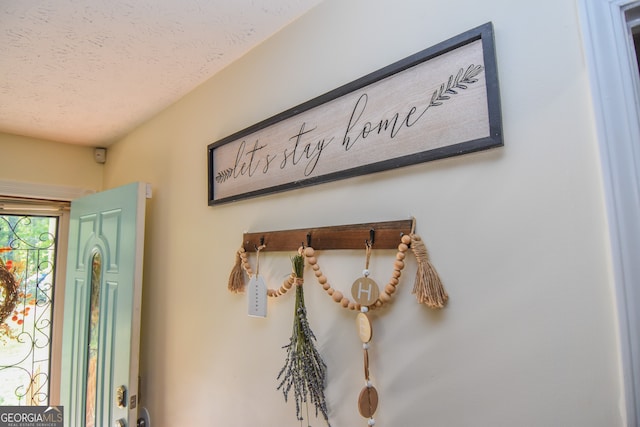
(398, 243, 409, 252)
(283, 280, 293, 289)
(314, 269, 324, 278)
(394, 260, 405, 270)
(332, 290, 343, 303)
(306, 256, 317, 265)
(385, 283, 396, 294)
(327, 288, 334, 296)
(356, 312, 372, 343)
(392, 269, 401, 278)
(358, 385, 379, 418)
(401, 234, 412, 245)
(312, 264, 320, 271)
(396, 251, 406, 260)
(348, 302, 356, 310)
(340, 297, 350, 307)
(388, 277, 399, 286)
(304, 247, 315, 257)
(317, 275, 327, 284)
(322, 282, 331, 290)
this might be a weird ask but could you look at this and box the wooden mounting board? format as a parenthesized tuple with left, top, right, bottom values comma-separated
(242, 219, 413, 252)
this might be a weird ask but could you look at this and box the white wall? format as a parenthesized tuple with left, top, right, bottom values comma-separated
(0, 132, 103, 192)
(102, 0, 624, 425)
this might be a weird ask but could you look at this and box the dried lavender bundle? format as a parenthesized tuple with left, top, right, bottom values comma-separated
(277, 254, 330, 426)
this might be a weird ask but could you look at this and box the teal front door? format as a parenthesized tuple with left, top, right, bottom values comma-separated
(60, 182, 147, 427)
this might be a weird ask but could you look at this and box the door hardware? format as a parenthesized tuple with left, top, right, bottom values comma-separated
(116, 385, 127, 408)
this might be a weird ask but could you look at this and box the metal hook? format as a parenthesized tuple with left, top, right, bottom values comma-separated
(306, 232, 312, 248)
(255, 236, 265, 251)
(365, 228, 375, 248)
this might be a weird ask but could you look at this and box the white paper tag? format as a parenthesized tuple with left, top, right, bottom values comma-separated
(248, 276, 267, 318)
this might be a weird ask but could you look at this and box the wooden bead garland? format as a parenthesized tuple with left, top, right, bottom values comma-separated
(302, 233, 412, 310)
(237, 245, 302, 298)
(302, 237, 411, 426)
(229, 218, 447, 309)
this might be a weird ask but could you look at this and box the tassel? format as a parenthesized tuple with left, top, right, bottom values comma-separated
(410, 233, 448, 308)
(227, 248, 246, 293)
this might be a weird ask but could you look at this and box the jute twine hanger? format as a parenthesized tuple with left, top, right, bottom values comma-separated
(228, 218, 448, 309)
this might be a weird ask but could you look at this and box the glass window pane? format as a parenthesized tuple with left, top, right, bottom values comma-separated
(85, 251, 101, 427)
(0, 214, 58, 406)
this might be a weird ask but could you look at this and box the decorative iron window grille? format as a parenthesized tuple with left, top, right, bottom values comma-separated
(0, 214, 58, 406)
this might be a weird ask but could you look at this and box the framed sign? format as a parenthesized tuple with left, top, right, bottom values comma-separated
(208, 22, 502, 205)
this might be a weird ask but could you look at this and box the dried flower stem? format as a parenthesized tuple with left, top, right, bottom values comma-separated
(277, 254, 330, 426)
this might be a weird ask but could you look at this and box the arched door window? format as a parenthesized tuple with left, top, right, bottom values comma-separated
(85, 250, 102, 427)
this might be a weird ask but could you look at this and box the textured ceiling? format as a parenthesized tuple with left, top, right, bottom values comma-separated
(0, 0, 323, 146)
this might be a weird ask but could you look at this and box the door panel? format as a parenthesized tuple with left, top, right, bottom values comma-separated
(60, 182, 147, 427)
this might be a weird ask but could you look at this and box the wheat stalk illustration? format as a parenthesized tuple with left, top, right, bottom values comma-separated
(430, 64, 484, 107)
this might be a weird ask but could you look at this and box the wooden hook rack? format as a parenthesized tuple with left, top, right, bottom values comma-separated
(242, 219, 413, 252)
